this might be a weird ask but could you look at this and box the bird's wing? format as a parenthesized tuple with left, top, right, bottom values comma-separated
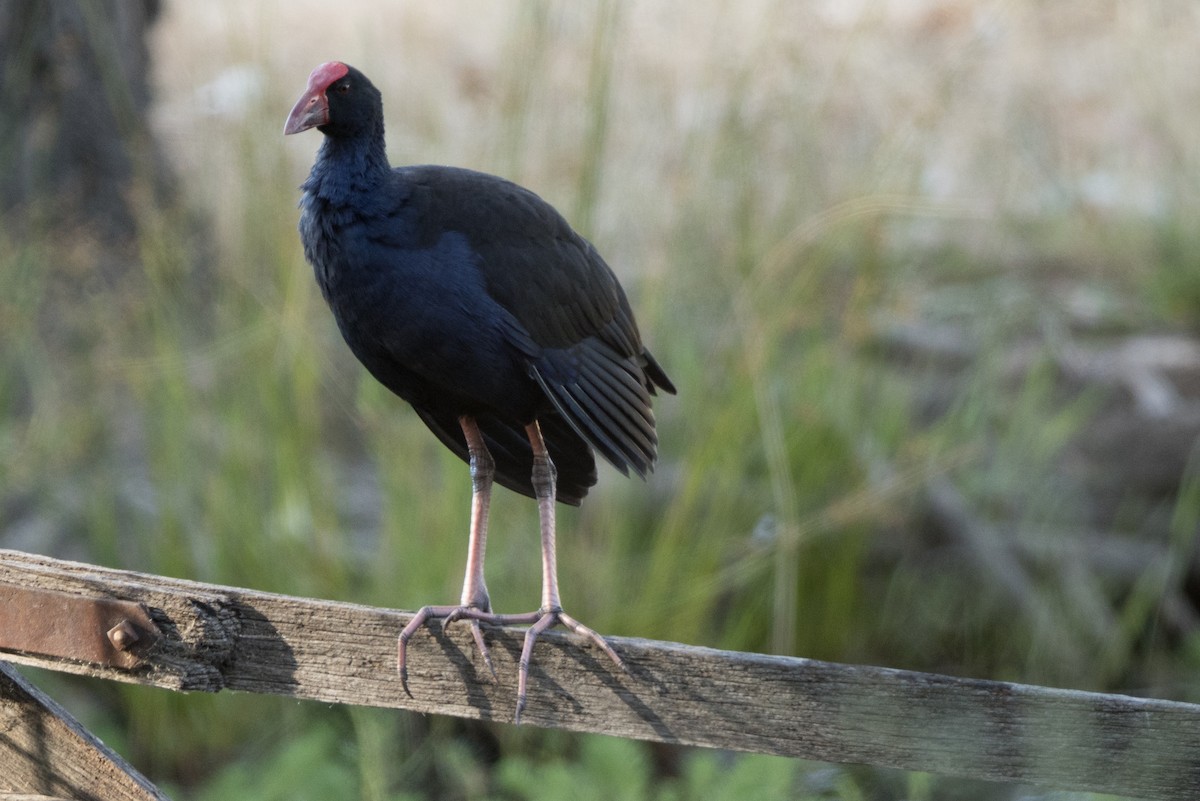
(530, 332, 660, 478)
(400, 166, 627, 349)
(403, 166, 671, 478)
(466, 190, 666, 476)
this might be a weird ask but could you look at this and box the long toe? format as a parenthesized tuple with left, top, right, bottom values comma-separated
(398, 603, 500, 694)
(512, 608, 623, 725)
(557, 611, 625, 672)
(444, 609, 497, 679)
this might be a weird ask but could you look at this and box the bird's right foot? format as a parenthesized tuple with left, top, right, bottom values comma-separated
(398, 604, 497, 696)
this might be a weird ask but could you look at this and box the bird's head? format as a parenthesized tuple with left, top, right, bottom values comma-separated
(284, 61, 382, 139)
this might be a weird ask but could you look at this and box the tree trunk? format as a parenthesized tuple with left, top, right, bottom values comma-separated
(0, 0, 169, 249)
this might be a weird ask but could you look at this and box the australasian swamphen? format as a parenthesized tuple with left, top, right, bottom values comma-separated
(284, 62, 674, 722)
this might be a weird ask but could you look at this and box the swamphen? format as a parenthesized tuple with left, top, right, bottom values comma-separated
(284, 62, 674, 722)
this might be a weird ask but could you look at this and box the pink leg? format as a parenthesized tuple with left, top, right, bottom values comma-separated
(398, 416, 496, 693)
(396, 418, 624, 723)
(510, 421, 624, 724)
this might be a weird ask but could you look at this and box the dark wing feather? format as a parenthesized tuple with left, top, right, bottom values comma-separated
(531, 334, 659, 477)
(403, 166, 675, 480)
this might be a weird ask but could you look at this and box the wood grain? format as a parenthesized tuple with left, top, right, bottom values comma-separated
(1, 549, 1197, 800)
(1, 661, 169, 801)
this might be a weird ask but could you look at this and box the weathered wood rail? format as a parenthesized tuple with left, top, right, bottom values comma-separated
(1, 661, 170, 801)
(2, 549, 1198, 801)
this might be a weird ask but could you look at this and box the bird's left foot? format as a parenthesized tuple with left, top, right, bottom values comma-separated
(495, 606, 625, 724)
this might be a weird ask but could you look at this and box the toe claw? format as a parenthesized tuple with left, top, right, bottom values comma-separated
(514, 613, 557, 725)
(469, 620, 496, 680)
(398, 606, 435, 697)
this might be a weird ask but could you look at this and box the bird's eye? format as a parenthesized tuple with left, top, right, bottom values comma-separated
(336, 82, 350, 94)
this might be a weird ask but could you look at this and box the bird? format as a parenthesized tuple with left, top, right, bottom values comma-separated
(284, 61, 675, 722)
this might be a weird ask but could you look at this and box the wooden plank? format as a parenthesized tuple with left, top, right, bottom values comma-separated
(0, 661, 171, 800)
(1, 549, 1197, 800)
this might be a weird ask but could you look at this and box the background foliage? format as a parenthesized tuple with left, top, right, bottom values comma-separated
(3, 1, 1200, 798)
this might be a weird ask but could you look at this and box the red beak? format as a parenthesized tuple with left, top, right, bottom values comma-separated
(284, 62, 350, 136)
(284, 89, 328, 135)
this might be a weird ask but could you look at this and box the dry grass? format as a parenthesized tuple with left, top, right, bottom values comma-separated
(151, 0, 1200, 274)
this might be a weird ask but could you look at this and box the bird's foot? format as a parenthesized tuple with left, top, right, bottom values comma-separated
(398, 604, 498, 697)
(397, 605, 624, 724)
(489, 606, 625, 725)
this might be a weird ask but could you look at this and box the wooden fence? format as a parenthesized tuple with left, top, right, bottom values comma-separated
(1, 548, 1198, 801)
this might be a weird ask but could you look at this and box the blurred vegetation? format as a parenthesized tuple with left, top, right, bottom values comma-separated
(3, 1, 1200, 800)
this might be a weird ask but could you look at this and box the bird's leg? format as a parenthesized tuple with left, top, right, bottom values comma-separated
(396, 418, 624, 721)
(398, 416, 497, 693)
(531, 423, 561, 613)
(448, 416, 497, 671)
(510, 421, 625, 724)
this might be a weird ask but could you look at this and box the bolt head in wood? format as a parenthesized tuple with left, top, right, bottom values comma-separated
(107, 620, 139, 651)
